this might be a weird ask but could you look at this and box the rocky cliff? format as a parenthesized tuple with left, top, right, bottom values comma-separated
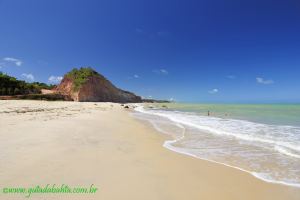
(55, 67, 142, 103)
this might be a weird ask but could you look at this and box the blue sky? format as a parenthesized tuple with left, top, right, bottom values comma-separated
(0, 0, 299, 103)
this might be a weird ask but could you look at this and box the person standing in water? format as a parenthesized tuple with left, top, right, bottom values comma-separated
(208, 111, 210, 116)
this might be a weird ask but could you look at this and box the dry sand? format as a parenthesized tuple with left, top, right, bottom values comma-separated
(0, 100, 299, 200)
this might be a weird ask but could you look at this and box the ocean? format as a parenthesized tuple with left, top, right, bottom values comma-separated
(132, 103, 300, 187)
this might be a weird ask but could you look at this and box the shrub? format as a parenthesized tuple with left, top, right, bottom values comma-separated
(65, 67, 100, 91)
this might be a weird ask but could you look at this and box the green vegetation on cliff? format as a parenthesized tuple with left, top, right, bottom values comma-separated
(65, 67, 100, 91)
(0, 72, 55, 96)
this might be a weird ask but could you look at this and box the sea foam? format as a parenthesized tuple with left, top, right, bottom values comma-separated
(133, 105, 300, 188)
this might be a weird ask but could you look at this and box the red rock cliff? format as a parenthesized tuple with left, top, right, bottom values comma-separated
(55, 68, 142, 103)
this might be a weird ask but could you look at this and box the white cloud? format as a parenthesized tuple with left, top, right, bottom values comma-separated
(127, 74, 140, 79)
(227, 75, 236, 79)
(208, 88, 219, 94)
(160, 69, 168, 74)
(256, 77, 274, 85)
(3, 57, 22, 66)
(48, 75, 63, 84)
(21, 73, 34, 82)
(153, 69, 168, 75)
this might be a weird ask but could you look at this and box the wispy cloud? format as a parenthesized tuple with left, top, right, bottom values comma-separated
(227, 75, 236, 79)
(37, 60, 49, 65)
(21, 73, 34, 82)
(48, 75, 63, 84)
(256, 77, 274, 85)
(136, 28, 170, 38)
(135, 28, 144, 34)
(160, 69, 168, 74)
(208, 88, 219, 94)
(157, 31, 169, 37)
(153, 69, 168, 75)
(3, 57, 22, 66)
(127, 74, 140, 80)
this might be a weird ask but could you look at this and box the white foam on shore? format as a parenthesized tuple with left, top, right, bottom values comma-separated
(274, 146, 300, 159)
(134, 106, 300, 154)
(133, 105, 300, 188)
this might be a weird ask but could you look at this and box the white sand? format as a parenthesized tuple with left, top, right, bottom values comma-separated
(0, 100, 299, 200)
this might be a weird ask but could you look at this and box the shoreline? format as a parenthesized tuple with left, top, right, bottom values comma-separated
(137, 114, 300, 188)
(133, 103, 300, 188)
(0, 100, 299, 200)
(163, 136, 300, 188)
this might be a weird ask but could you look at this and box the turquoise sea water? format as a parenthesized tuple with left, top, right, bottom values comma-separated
(161, 103, 300, 126)
(133, 103, 300, 187)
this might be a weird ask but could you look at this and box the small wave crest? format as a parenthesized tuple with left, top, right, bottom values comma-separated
(274, 146, 300, 159)
(134, 106, 300, 157)
(134, 105, 300, 188)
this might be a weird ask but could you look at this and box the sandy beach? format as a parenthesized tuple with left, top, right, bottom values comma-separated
(0, 100, 299, 200)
